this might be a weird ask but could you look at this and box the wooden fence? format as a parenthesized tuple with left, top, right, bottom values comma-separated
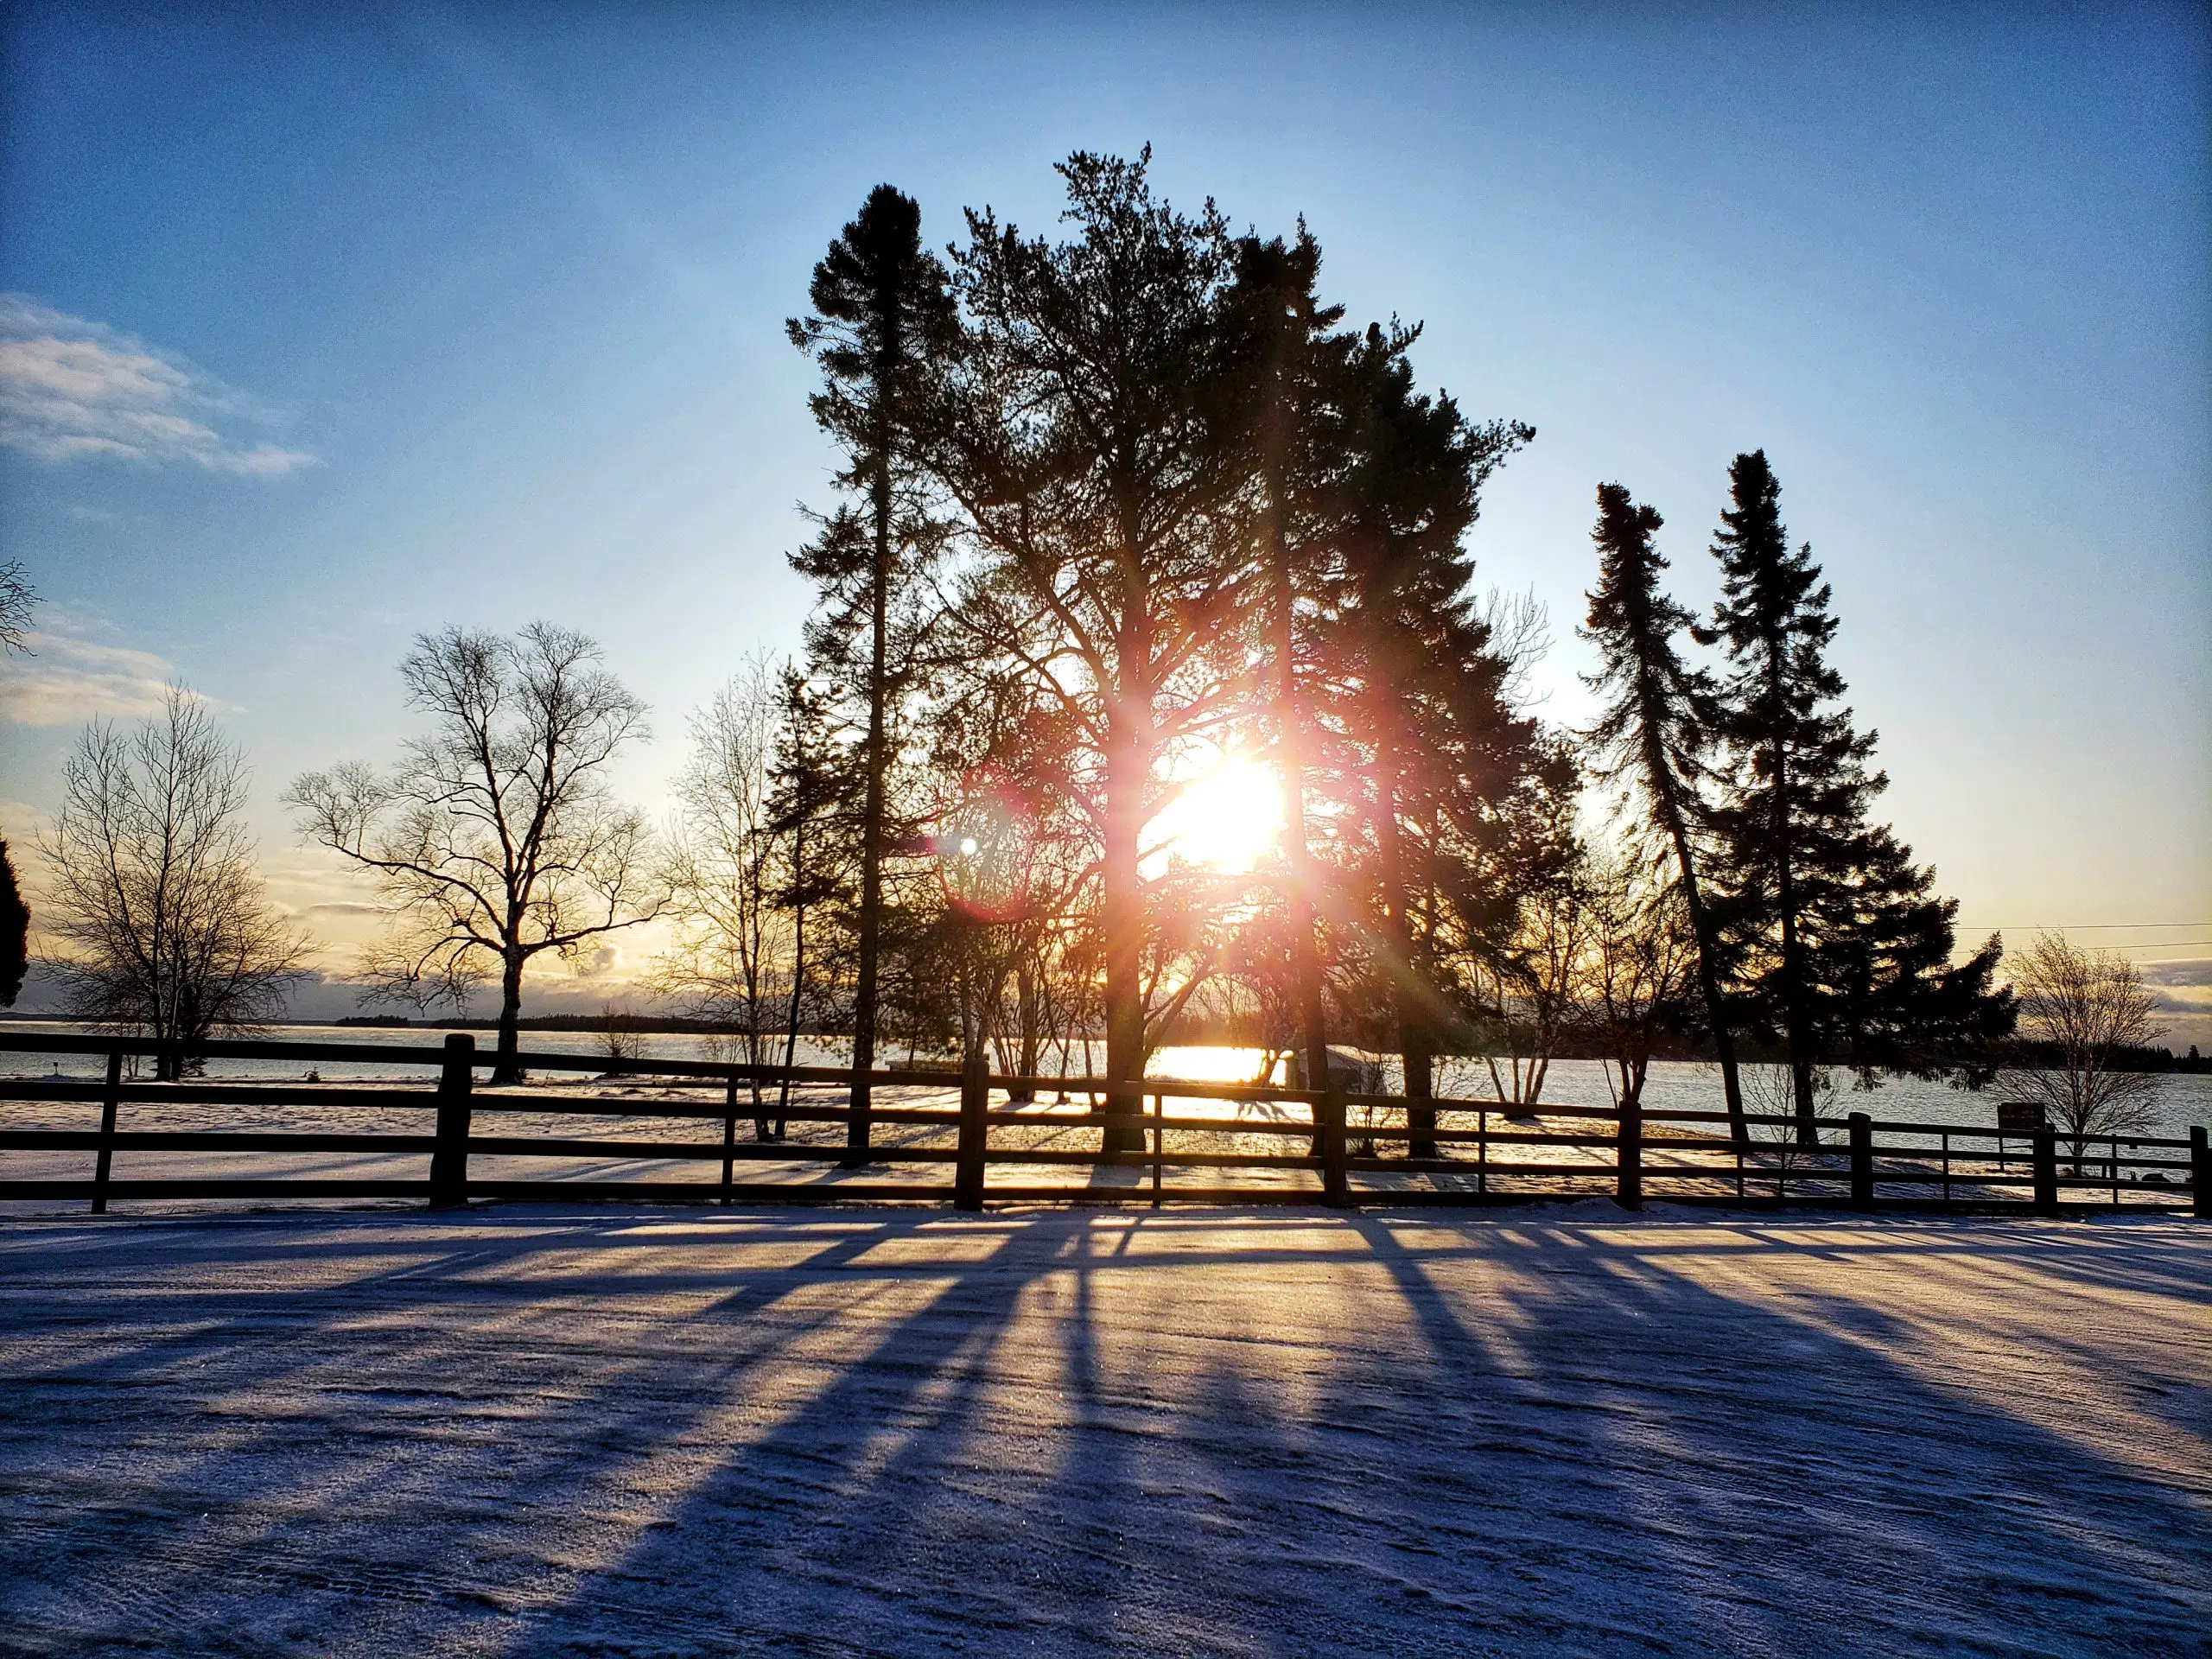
(1, 1031, 2204, 1217)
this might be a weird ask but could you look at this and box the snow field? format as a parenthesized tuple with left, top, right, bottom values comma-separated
(0, 1206, 2205, 1656)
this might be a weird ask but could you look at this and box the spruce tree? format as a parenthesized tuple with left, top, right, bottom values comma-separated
(1700, 451, 2009, 1140)
(1580, 484, 1747, 1141)
(1320, 324, 1539, 1154)
(0, 836, 27, 1007)
(788, 186, 959, 1159)
(1224, 229, 1346, 1136)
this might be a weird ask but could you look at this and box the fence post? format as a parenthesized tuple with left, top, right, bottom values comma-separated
(2031, 1124, 2059, 1217)
(1320, 1083, 1349, 1207)
(1848, 1112, 1873, 1211)
(2191, 1127, 2209, 1220)
(954, 1048, 988, 1212)
(429, 1033, 474, 1211)
(91, 1048, 122, 1216)
(1151, 1091, 1163, 1210)
(1615, 1098, 1643, 1211)
(721, 1075, 737, 1203)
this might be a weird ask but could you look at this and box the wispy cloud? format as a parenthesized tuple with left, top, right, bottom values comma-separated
(2142, 959, 2212, 1027)
(0, 296, 317, 476)
(0, 627, 175, 726)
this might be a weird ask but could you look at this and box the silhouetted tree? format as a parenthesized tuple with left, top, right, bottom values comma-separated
(651, 652, 792, 1135)
(1580, 482, 1748, 1139)
(1699, 451, 2009, 1139)
(765, 668, 852, 1135)
(2003, 931, 2162, 1170)
(289, 624, 663, 1084)
(920, 150, 1259, 1149)
(1319, 321, 1539, 1153)
(1573, 846, 1700, 1112)
(41, 688, 305, 1076)
(1225, 229, 1345, 1120)
(0, 558, 34, 654)
(0, 837, 25, 1007)
(1, 561, 35, 1005)
(789, 185, 961, 1159)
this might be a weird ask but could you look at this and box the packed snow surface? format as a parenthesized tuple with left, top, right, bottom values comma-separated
(1, 1205, 2205, 1656)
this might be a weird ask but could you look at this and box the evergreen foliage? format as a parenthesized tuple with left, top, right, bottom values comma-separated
(919, 149, 1258, 1147)
(1580, 482, 1747, 1136)
(1697, 451, 2010, 1135)
(789, 184, 961, 1154)
(0, 836, 28, 1007)
(1221, 228, 1344, 1123)
(1315, 321, 1548, 1144)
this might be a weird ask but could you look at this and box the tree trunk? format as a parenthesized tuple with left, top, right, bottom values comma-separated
(1102, 709, 1147, 1154)
(1373, 721, 1425, 1156)
(1100, 546, 1151, 1156)
(492, 948, 526, 1085)
(1767, 709, 1815, 1147)
(1263, 447, 1338, 1161)
(778, 890, 805, 1144)
(1011, 963, 1040, 1103)
(847, 453, 892, 1165)
(1638, 718, 1745, 1144)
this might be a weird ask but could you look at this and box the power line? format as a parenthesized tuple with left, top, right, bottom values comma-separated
(1959, 920, 2212, 931)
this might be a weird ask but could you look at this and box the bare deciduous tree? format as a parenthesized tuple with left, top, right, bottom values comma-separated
(0, 558, 34, 654)
(2005, 931, 2163, 1165)
(39, 687, 306, 1077)
(1574, 849, 1699, 1112)
(649, 653, 795, 1134)
(287, 623, 662, 1084)
(1473, 868, 1587, 1112)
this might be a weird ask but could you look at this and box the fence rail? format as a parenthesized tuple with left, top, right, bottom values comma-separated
(1, 1031, 2203, 1218)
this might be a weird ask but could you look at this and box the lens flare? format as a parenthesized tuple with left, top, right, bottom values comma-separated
(1152, 756, 1284, 873)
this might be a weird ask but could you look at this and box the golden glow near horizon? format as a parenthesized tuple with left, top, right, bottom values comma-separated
(1149, 755, 1285, 874)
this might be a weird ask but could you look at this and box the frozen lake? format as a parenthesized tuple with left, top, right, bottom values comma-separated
(5, 1022, 2209, 1138)
(0, 1205, 2204, 1656)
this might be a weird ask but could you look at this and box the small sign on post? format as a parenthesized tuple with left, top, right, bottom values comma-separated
(1997, 1100, 2045, 1170)
(1848, 1112, 1873, 1210)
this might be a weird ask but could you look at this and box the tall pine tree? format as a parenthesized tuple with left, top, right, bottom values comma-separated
(1224, 229, 1346, 1140)
(918, 152, 1258, 1152)
(788, 186, 960, 1159)
(1320, 323, 1541, 1154)
(1580, 484, 1747, 1141)
(1700, 451, 2009, 1140)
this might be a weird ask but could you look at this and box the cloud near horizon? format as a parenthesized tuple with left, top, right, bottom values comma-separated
(0, 627, 176, 727)
(0, 296, 316, 476)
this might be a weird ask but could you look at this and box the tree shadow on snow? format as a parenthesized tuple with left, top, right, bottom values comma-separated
(1, 1209, 2205, 1658)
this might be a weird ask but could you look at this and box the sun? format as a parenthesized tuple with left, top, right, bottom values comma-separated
(1150, 755, 1285, 874)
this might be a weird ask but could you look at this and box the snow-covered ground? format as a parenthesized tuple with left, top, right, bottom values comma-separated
(1, 1206, 2204, 1656)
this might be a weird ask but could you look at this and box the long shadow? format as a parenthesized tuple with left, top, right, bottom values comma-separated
(2, 1208, 2205, 1656)
(0, 1209, 1007, 1653)
(488, 1210, 1094, 1655)
(1344, 1213, 2210, 1655)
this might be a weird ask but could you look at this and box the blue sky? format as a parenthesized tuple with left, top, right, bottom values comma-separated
(1, 2, 2206, 1026)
